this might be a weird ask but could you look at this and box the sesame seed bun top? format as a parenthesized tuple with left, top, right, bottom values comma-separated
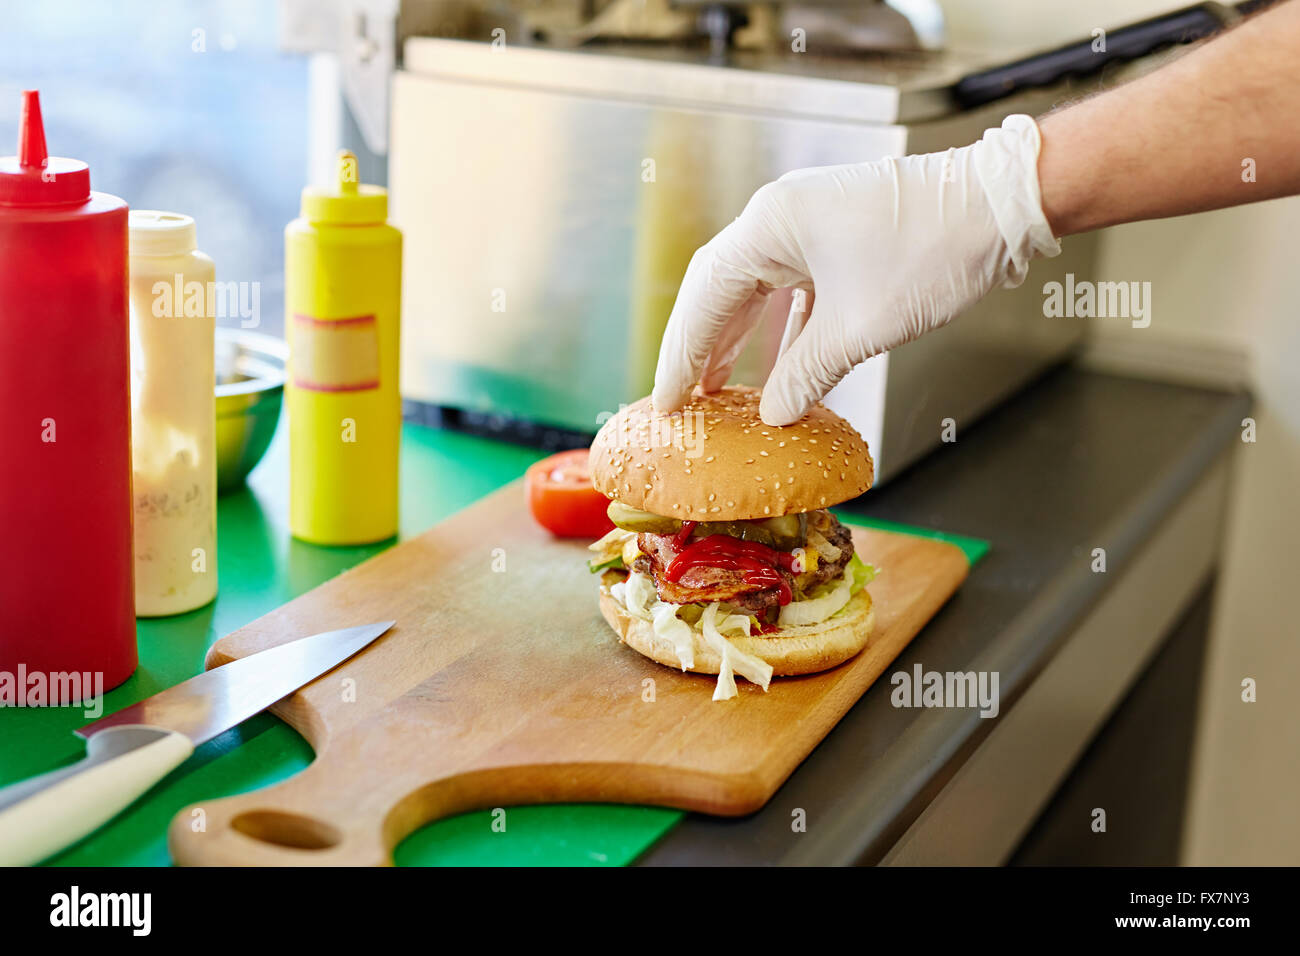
(589, 386, 874, 521)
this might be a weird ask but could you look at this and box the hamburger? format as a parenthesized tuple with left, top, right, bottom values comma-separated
(587, 386, 876, 700)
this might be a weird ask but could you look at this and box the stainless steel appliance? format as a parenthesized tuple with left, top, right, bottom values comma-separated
(372, 1, 1233, 481)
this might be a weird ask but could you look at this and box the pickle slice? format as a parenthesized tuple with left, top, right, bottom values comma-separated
(607, 501, 680, 533)
(694, 520, 775, 547)
(606, 501, 808, 549)
(753, 513, 807, 550)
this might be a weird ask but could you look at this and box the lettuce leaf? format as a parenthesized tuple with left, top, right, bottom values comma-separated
(624, 572, 658, 619)
(653, 602, 697, 671)
(587, 554, 625, 574)
(847, 551, 876, 593)
(778, 575, 852, 627)
(699, 603, 772, 700)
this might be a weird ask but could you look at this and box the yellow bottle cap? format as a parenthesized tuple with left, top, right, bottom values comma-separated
(300, 150, 388, 224)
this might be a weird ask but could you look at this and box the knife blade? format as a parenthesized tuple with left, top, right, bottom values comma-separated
(77, 620, 395, 743)
(0, 620, 394, 866)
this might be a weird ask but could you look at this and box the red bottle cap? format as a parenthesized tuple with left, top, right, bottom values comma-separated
(0, 90, 91, 206)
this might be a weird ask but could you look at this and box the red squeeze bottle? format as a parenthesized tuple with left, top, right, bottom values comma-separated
(0, 91, 136, 701)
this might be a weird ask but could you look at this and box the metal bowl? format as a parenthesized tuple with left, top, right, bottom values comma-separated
(215, 328, 288, 493)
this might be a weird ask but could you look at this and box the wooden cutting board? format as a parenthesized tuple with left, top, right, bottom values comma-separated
(168, 482, 969, 866)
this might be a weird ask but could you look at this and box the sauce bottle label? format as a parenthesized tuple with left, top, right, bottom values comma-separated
(291, 313, 381, 392)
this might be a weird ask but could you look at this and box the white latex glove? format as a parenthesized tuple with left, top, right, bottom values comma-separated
(651, 114, 1062, 426)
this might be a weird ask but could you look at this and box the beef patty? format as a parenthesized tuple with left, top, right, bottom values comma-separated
(801, 515, 854, 591)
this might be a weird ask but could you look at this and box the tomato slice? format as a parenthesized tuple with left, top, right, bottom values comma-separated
(524, 448, 616, 539)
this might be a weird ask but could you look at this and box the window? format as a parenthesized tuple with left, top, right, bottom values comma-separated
(0, 0, 308, 337)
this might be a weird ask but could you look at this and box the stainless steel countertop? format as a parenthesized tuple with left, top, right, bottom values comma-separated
(401, 37, 1004, 124)
(636, 364, 1252, 865)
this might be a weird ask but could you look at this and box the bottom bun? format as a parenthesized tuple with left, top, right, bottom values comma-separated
(598, 586, 875, 677)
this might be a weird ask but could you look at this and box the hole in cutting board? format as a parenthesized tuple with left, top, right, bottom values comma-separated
(230, 810, 342, 850)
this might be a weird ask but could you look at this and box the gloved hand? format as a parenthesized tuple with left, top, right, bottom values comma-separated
(651, 114, 1062, 426)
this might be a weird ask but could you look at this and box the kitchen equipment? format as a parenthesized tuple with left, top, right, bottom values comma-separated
(0, 90, 135, 695)
(0, 620, 395, 867)
(165, 482, 967, 865)
(286, 149, 403, 544)
(215, 328, 287, 493)
(387, 4, 1230, 482)
(129, 211, 218, 616)
(954, 3, 1237, 108)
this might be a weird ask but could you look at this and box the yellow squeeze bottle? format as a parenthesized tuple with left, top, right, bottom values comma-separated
(286, 151, 402, 544)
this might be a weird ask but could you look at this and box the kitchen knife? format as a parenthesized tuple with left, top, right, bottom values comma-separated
(0, 620, 395, 866)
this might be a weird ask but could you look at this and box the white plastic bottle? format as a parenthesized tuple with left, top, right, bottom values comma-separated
(128, 211, 218, 616)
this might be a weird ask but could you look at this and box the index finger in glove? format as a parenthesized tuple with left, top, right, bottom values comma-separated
(651, 225, 766, 414)
(759, 298, 866, 427)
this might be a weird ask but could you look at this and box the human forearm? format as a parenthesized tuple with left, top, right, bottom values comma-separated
(1038, 0, 1300, 237)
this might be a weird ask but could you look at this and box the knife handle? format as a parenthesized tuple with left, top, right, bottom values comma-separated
(0, 726, 193, 866)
